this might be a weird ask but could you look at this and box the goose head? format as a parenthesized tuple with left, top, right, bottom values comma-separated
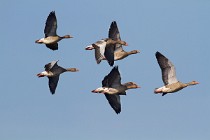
(35, 38, 45, 44)
(121, 41, 128, 46)
(130, 50, 140, 54)
(187, 81, 199, 86)
(37, 71, 53, 77)
(85, 45, 94, 50)
(124, 82, 140, 89)
(66, 68, 79, 72)
(62, 35, 73, 39)
(116, 40, 128, 46)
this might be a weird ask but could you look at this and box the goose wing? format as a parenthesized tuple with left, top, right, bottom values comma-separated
(46, 43, 58, 50)
(44, 11, 57, 37)
(109, 21, 120, 40)
(104, 43, 115, 66)
(48, 76, 59, 94)
(104, 94, 121, 114)
(108, 21, 123, 52)
(155, 51, 178, 85)
(44, 60, 59, 71)
(92, 39, 115, 66)
(92, 42, 106, 64)
(102, 66, 121, 88)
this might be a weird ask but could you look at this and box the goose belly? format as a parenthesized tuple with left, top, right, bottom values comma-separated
(155, 85, 184, 93)
(93, 87, 120, 94)
(114, 51, 127, 60)
(44, 37, 60, 44)
(154, 86, 170, 93)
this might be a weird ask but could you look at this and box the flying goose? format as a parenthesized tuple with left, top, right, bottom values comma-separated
(35, 11, 73, 50)
(92, 66, 140, 114)
(155, 51, 199, 96)
(87, 39, 128, 66)
(37, 60, 79, 94)
(108, 21, 140, 60)
(85, 21, 133, 66)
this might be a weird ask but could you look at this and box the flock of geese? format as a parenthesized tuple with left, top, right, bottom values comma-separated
(35, 11, 199, 114)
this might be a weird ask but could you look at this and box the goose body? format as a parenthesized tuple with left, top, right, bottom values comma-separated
(108, 21, 140, 60)
(114, 49, 140, 60)
(87, 38, 128, 66)
(92, 66, 140, 114)
(37, 60, 79, 94)
(155, 51, 199, 96)
(35, 11, 73, 50)
(86, 21, 139, 66)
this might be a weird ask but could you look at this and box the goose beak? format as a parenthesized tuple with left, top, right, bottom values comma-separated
(37, 73, 44, 77)
(136, 85, 141, 88)
(92, 89, 98, 93)
(92, 89, 105, 93)
(195, 82, 199, 84)
(85, 46, 94, 50)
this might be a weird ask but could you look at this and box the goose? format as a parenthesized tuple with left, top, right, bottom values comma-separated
(87, 39, 128, 66)
(154, 51, 199, 96)
(86, 21, 137, 66)
(35, 11, 73, 50)
(37, 60, 79, 94)
(108, 21, 140, 60)
(92, 66, 140, 114)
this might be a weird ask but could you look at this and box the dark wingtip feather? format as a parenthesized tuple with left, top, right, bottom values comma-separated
(162, 93, 167, 96)
(50, 11, 55, 15)
(109, 61, 114, 67)
(49, 85, 56, 95)
(48, 11, 56, 19)
(110, 66, 119, 72)
(111, 21, 117, 26)
(113, 65, 118, 70)
(155, 51, 166, 59)
(46, 44, 58, 51)
(51, 91, 55, 95)
(49, 86, 56, 95)
(155, 51, 161, 56)
(115, 110, 121, 114)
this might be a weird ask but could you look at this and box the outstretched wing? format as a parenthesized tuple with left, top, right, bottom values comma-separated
(92, 43, 105, 64)
(44, 11, 57, 37)
(48, 76, 59, 94)
(44, 60, 59, 71)
(104, 94, 121, 114)
(104, 43, 115, 66)
(45, 43, 58, 50)
(109, 21, 120, 40)
(102, 66, 121, 88)
(108, 21, 123, 52)
(155, 51, 178, 85)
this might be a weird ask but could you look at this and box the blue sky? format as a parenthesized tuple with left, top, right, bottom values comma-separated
(1, 0, 210, 140)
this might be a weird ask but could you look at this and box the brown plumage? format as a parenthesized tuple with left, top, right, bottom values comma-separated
(92, 66, 140, 114)
(85, 21, 139, 66)
(37, 60, 79, 94)
(91, 39, 128, 66)
(35, 11, 73, 50)
(108, 21, 140, 60)
(154, 51, 199, 96)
